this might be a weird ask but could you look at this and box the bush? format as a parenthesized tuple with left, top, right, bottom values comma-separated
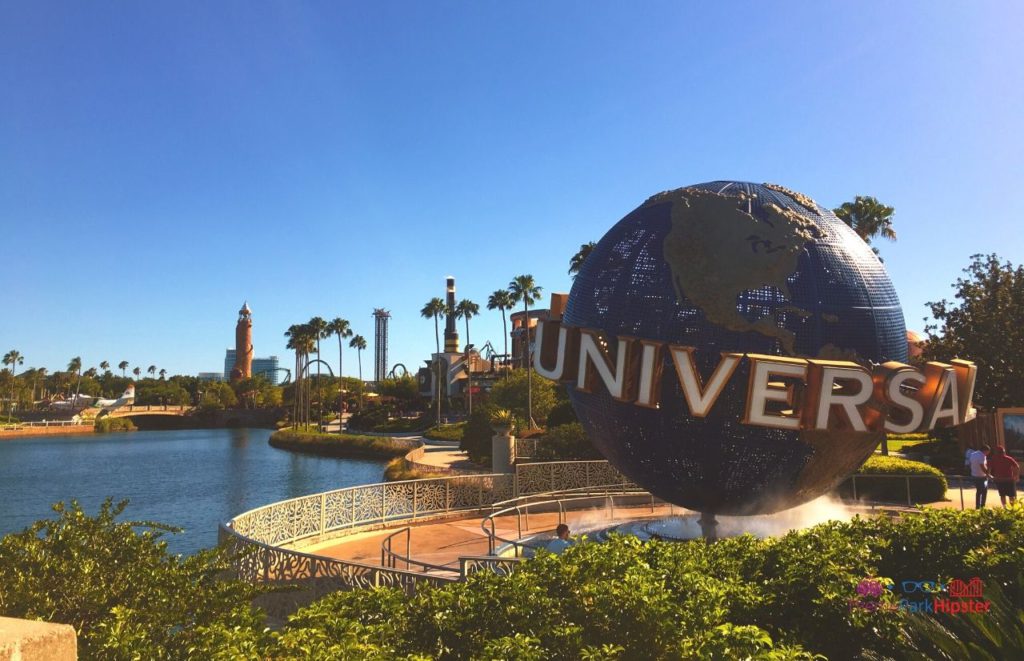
(534, 422, 603, 461)
(836, 455, 948, 503)
(489, 369, 558, 424)
(269, 430, 418, 459)
(348, 409, 430, 433)
(424, 422, 465, 442)
(94, 417, 137, 433)
(0, 500, 265, 659)
(382, 458, 433, 482)
(545, 400, 578, 428)
(460, 404, 496, 464)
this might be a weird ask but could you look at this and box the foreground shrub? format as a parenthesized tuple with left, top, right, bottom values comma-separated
(0, 499, 265, 660)
(269, 429, 417, 459)
(835, 455, 948, 503)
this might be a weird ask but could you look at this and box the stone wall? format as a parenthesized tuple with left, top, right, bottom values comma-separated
(0, 616, 76, 660)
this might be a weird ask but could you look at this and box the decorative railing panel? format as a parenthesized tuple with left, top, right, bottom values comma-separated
(515, 460, 632, 495)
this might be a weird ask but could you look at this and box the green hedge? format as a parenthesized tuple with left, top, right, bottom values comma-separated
(836, 455, 948, 503)
(423, 423, 465, 442)
(269, 430, 417, 459)
(94, 417, 137, 433)
(533, 422, 603, 461)
(4, 502, 1024, 658)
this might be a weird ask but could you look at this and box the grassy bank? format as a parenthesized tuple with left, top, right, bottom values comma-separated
(268, 429, 419, 459)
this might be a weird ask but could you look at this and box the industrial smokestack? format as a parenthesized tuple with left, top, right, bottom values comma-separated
(444, 276, 459, 353)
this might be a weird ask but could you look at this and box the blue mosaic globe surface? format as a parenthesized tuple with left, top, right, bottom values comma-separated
(564, 182, 907, 515)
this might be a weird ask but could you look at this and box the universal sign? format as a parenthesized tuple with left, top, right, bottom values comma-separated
(534, 320, 977, 434)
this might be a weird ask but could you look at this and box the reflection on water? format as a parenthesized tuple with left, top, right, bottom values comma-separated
(0, 428, 387, 554)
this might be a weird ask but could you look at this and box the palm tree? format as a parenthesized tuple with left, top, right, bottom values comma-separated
(159, 368, 166, 380)
(421, 297, 447, 425)
(308, 316, 329, 430)
(509, 274, 543, 428)
(832, 196, 896, 256)
(568, 241, 596, 278)
(132, 366, 141, 381)
(2, 350, 24, 416)
(455, 298, 480, 414)
(32, 367, 47, 402)
(67, 356, 83, 405)
(487, 289, 514, 376)
(84, 367, 98, 379)
(328, 317, 352, 379)
(147, 365, 157, 380)
(99, 360, 110, 375)
(285, 324, 316, 428)
(349, 335, 367, 410)
(118, 361, 129, 378)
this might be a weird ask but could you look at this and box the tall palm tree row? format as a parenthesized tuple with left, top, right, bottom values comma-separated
(307, 317, 329, 430)
(508, 274, 542, 428)
(285, 323, 316, 429)
(454, 298, 480, 414)
(420, 297, 447, 425)
(349, 335, 367, 411)
(487, 289, 514, 377)
(3, 350, 24, 415)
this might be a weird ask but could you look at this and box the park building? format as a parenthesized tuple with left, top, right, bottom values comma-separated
(223, 350, 280, 385)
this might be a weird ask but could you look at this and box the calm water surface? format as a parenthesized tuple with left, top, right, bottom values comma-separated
(0, 428, 387, 554)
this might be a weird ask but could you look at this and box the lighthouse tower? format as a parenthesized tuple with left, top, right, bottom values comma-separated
(230, 302, 254, 382)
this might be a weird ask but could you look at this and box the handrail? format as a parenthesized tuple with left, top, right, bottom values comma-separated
(381, 527, 460, 575)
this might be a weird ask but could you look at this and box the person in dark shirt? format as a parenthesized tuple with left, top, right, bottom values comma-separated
(987, 446, 1020, 507)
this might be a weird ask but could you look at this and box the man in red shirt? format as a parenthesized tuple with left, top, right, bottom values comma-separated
(987, 446, 1020, 506)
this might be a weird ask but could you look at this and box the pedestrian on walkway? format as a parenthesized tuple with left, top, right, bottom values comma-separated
(968, 444, 991, 508)
(987, 446, 1019, 507)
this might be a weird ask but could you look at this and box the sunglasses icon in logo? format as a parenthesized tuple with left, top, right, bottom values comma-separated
(901, 580, 946, 594)
(948, 577, 984, 598)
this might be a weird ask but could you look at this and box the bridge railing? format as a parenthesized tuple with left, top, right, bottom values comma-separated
(0, 419, 82, 430)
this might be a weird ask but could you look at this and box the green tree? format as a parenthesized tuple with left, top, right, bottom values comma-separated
(327, 317, 352, 380)
(508, 274, 543, 428)
(159, 368, 166, 380)
(568, 241, 596, 278)
(67, 356, 82, 405)
(487, 289, 514, 376)
(923, 253, 1024, 409)
(285, 324, 316, 427)
(490, 368, 558, 427)
(99, 360, 110, 375)
(833, 196, 896, 257)
(201, 382, 238, 410)
(118, 360, 129, 378)
(455, 298, 480, 414)
(0, 499, 264, 659)
(308, 316, 329, 430)
(132, 366, 141, 381)
(147, 365, 157, 379)
(2, 350, 23, 416)
(349, 335, 367, 411)
(421, 297, 447, 425)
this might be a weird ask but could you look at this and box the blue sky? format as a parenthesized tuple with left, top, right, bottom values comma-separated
(2, 2, 1021, 378)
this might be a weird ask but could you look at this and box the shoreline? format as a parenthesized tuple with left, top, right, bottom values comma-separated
(0, 425, 95, 440)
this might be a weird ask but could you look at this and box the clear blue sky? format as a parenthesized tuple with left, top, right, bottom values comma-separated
(2, 2, 1022, 378)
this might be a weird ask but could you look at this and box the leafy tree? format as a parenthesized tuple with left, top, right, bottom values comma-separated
(0, 499, 264, 659)
(201, 382, 238, 410)
(832, 195, 896, 257)
(487, 289, 514, 375)
(490, 368, 557, 427)
(349, 334, 367, 410)
(455, 298, 480, 414)
(508, 274, 543, 427)
(2, 349, 23, 415)
(535, 422, 602, 461)
(568, 241, 596, 278)
(923, 253, 1024, 409)
(377, 375, 420, 408)
(421, 297, 447, 425)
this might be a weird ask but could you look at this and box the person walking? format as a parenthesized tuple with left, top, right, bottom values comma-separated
(967, 444, 991, 508)
(987, 446, 1020, 507)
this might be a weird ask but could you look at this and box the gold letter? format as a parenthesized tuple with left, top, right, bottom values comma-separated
(804, 360, 874, 432)
(742, 354, 808, 430)
(534, 320, 579, 382)
(669, 346, 741, 417)
(576, 329, 638, 402)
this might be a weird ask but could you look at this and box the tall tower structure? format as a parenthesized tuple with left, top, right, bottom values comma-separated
(373, 308, 390, 382)
(443, 276, 459, 353)
(230, 302, 254, 382)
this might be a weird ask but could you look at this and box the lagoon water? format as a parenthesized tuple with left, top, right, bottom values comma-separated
(0, 428, 387, 554)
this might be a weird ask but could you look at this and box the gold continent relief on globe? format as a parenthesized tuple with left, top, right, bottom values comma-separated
(657, 188, 825, 356)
